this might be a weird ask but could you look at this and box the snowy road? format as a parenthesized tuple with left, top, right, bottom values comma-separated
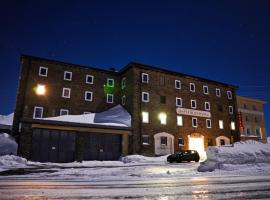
(1, 176, 270, 199)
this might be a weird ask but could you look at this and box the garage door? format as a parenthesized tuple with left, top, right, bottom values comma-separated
(31, 129, 76, 163)
(83, 133, 122, 161)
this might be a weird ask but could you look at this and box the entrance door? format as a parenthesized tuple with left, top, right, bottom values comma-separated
(188, 134, 206, 160)
(154, 132, 174, 155)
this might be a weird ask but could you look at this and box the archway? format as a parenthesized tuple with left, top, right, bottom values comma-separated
(154, 132, 174, 155)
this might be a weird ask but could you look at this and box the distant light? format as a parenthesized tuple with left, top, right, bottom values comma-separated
(35, 84, 46, 95)
(142, 111, 149, 123)
(158, 112, 167, 125)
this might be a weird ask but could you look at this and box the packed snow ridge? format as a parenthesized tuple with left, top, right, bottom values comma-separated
(198, 140, 270, 172)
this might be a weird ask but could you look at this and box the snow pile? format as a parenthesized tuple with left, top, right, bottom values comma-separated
(0, 113, 14, 126)
(43, 105, 131, 127)
(121, 155, 167, 164)
(0, 133, 17, 156)
(0, 155, 27, 172)
(268, 137, 270, 144)
(198, 140, 270, 172)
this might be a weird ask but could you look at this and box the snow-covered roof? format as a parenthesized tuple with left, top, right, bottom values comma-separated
(42, 105, 131, 127)
(0, 113, 14, 128)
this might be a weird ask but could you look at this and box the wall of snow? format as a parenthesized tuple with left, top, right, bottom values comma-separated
(198, 140, 270, 172)
(0, 133, 18, 156)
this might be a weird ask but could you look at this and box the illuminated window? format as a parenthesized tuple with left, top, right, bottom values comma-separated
(192, 117, 198, 127)
(229, 106, 233, 114)
(33, 106, 43, 119)
(142, 112, 149, 123)
(142, 73, 149, 83)
(206, 119, 211, 128)
(216, 88, 221, 97)
(176, 97, 182, 107)
(178, 138, 184, 146)
(107, 78, 114, 87)
(60, 109, 69, 116)
(191, 99, 196, 109)
(39, 66, 48, 77)
(106, 94, 114, 103)
(35, 84, 46, 95)
(203, 85, 209, 94)
(230, 121, 235, 130)
(122, 95, 126, 105)
(62, 88, 71, 98)
(160, 137, 167, 145)
(219, 120, 224, 129)
(159, 113, 167, 125)
(175, 80, 181, 89)
(190, 83, 195, 92)
(142, 135, 150, 145)
(85, 91, 93, 101)
(64, 71, 72, 81)
(142, 92, 149, 102)
(121, 77, 126, 89)
(227, 91, 232, 99)
(177, 115, 183, 126)
(86, 75, 94, 84)
(205, 102, 210, 111)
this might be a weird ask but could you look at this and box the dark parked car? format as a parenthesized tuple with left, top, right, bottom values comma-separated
(167, 150, 200, 163)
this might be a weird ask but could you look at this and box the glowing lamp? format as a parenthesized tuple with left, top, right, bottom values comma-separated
(35, 84, 46, 95)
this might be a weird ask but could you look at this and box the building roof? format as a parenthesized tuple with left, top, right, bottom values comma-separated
(237, 96, 267, 104)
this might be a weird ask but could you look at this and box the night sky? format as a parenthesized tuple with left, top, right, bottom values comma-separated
(0, 0, 270, 136)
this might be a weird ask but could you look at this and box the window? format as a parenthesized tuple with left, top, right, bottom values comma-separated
(122, 95, 126, 105)
(245, 115, 248, 122)
(159, 75, 165, 86)
(121, 77, 126, 89)
(244, 104, 247, 109)
(107, 78, 114, 87)
(158, 113, 167, 125)
(160, 137, 167, 145)
(192, 117, 198, 127)
(142, 112, 149, 123)
(219, 120, 224, 129)
(62, 88, 71, 98)
(203, 85, 209, 94)
(106, 94, 114, 103)
(246, 128, 251, 135)
(175, 80, 181, 89)
(178, 138, 184, 146)
(227, 91, 232, 99)
(177, 115, 183, 126)
(142, 92, 149, 102)
(64, 71, 72, 81)
(60, 109, 69, 116)
(220, 139, 225, 146)
(231, 121, 235, 130)
(33, 106, 43, 119)
(35, 84, 46, 95)
(206, 119, 211, 128)
(176, 97, 182, 107)
(142, 135, 150, 145)
(255, 128, 261, 137)
(229, 106, 233, 114)
(160, 96, 166, 104)
(39, 66, 48, 77)
(252, 105, 257, 111)
(205, 102, 210, 111)
(85, 91, 93, 101)
(190, 83, 195, 92)
(191, 99, 196, 109)
(255, 116, 258, 123)
(86, 75, 94, 84)
(142, 73, 149, 83)
(216, 88, 221, 97)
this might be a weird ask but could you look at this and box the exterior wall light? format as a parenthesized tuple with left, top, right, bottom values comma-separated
(35, 84, 46, 95)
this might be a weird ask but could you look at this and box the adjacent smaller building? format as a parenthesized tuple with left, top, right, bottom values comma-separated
(237, 96, 267, 143)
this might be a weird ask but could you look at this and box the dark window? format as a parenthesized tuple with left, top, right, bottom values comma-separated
(142, 73, 149, 83)
(159, 75, 165, 86)
(107, 79, 114, 87)
(178, 138, 184, 146)
(253, 105, 257, 111)
(39, 67, 48, 76)
(160, 96, 166, 104)
(246, 116, 248, 122)
(208, 138, 213, 146)
(244, 104, 247, 109)
(86, 75, 94, 84)
(64, 71, 72, 80)
(246, 128, 251, 135)
(220, 139, 225, 146)
(160, 137, 167, 145)
(142, 135, 150, 145)
(217, 104, 223, 112)
(255, 116, 258, 123)
(255, 128, 261, 136)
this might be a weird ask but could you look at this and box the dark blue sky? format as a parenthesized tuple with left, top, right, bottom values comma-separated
(0, 0, 270, 135)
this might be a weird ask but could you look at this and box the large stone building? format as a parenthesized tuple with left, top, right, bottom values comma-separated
(237, 96, 267, 143)
(13, 55, 239, 162)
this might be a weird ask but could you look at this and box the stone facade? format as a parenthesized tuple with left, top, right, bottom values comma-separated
(13, 55, 239, 160)
(237, 96, 267, 143)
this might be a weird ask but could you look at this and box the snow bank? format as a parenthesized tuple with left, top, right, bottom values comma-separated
(267, 137, 270, 144)
(0, 133, 17, 156)
(0, 113, 14, 126)
(198, 140, 270, 172)
(0, 155, 27, 172)
(121, 155, 167, 164)
(43, 105, 131, 127)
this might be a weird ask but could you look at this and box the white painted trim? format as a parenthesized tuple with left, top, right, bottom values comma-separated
(62, 88, 71, 98)
(33, 106, 44, 119)
(39, 66, 48, 77)
(64, 71, 72, 81)
(86, 74, 94, 84)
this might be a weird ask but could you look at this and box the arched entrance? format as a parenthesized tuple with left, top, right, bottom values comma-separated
(188, 133, 206, 160)
(154, 132, 174, 155)
(216, 136, 230, 146)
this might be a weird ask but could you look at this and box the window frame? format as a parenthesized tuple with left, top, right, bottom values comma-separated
(142, 111, 149, 123)
(229, 106, 234, 114)
(206, 119, 211, 128)
(178, 138, 184, 146)
(192, 117, 198, 127)
(121, 77, 126, 89)
(62, 87, 71, 98)
(216, 88, 221, 97)
(106, 94, 114, 103)
(142, 73, 149, 83)
(86, 74, 94, 84)
(33, 106, 44, 119)
(85, 91, 93, 101)
(205, 102, 210, 111)
(191, 99, 196, 109)
(176, 97, 182, 107)
(175, 80, 181, 89)
(107, 78, 114, 87)
(227, 91, 232, 100)
(142, 135, 150, 145)
(64, 71, 72, 81)
(60, 109, 69, 116)
(39, 66, 48, 77)
(160, 136, 167, 146)
(203, 85, 209, 95)
(190, 83, 195, 92)
(142, 92, 149, 102)
(122, 95, 126, 105)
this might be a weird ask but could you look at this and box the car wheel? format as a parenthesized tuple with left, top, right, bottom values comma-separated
(195, 158, 199, 162)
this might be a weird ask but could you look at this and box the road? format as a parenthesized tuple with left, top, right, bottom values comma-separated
(1, 176, 270, 199)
